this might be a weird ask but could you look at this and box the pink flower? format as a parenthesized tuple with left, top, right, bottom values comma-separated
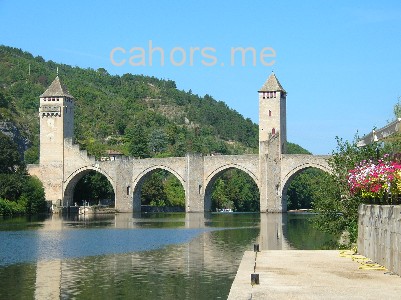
(347, 154, 401, 198)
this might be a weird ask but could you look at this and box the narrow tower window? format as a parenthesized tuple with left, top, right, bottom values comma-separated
(269, 110, 272, 117)
(272, 128, 276, 135)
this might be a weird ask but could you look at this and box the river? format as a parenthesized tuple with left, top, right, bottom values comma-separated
(0, 212, 337, 299)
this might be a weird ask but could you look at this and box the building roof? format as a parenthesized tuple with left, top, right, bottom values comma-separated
(357, 118, 401, 147)
(40, 76, 74, 98)
(106, 150, 123, 156)
(259, 73, 286, 93)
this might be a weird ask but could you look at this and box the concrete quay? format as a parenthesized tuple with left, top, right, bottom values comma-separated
(228, 250, 401, 300)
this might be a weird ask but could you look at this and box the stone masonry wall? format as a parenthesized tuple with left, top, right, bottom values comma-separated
(358, 204, 401, 275)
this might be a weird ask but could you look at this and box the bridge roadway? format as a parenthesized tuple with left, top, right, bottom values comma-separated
(228, 250, 401, 299)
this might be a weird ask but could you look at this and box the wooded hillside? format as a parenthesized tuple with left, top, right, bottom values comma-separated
(0, 45, 261, 161)
(0, 45, 315, 212)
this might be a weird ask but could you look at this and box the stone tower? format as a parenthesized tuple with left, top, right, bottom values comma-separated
(258, 72, 287, 154)
(39, 76, 75, 204)
(258, 73, 287, 212)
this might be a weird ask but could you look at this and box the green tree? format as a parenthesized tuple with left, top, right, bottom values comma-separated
(284, 141, 323, 210)
(173, 133, 187, 157)
(148, 129, 168, 155)
(22, 176, 46, 214)
(393, 96, 401, 118)
(141, 171, 167, 206)
(73, 171, 114, 205)
(0, 133, 46, 215)
(312, 136, 379, 243)
(0, 173, 24, 201)
(0, 91, 9, 108)
(211, 169, 259, 212)
(286, 168, 327, 210)
(286, 141, 312, 154)
(24, 145, 39, 164)
(164, 175, 185, 207)
(229, 171, 259, 211)
(212, 178, 232, 210)
(0, 132, 24, 173)
(126, 124, 150, 158)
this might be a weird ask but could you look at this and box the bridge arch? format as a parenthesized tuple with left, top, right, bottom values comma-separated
(281, 162, 332, 211)
(131, 165, 187, 212)
(63, 166, 116, 207)
(204, 164, 259, 212)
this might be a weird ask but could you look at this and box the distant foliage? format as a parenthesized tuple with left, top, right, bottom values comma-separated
(393, 96, 401, 118)
(140, 170, 185, 207)
(0, 133, 46, 215)
(0, 45, 259, 161)
(0, 132, 23, 173)
(286, 142, 312, 154)
(73, 171, 115, 206)
(286, 168, 327, 210)
(126, 124, 150, 158)
(211, 169, 260, 212)
(285, 141, 324, 210)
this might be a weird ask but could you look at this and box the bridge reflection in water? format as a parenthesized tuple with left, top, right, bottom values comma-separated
(31, 213, 329, 299)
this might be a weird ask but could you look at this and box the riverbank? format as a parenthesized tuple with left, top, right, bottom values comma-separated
(228, 250, 401, 299)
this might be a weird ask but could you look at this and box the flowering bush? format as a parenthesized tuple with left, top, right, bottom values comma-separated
(348, 154, 401, 202)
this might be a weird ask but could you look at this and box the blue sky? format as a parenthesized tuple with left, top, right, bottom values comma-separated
(1, 0, 401, 154)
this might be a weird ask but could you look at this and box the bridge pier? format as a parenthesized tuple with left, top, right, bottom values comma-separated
(112, 160, 134, 213)
(185, 154, 205, 212)
(259, 135, 284, 213)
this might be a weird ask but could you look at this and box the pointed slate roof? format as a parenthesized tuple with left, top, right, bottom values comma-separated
(259, 73, 286, 93)
(40, 76, 74, 98)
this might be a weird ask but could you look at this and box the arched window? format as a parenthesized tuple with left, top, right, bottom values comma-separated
(272, 128, 276, 135)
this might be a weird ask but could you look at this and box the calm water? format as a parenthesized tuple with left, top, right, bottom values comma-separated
(0, 212, 336, 299)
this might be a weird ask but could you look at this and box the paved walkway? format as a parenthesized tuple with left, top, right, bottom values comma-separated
(228, 250, 401, 299)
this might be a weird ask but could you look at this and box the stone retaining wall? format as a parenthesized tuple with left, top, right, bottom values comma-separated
(358, 204, 401, 275)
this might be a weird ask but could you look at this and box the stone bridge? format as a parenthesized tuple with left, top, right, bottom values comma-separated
(28, 74, 331, 213)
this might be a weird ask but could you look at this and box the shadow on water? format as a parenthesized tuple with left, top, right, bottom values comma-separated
(0, 212, 337, 300)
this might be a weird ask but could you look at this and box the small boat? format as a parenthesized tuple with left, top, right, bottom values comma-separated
(217, 208, 233, 213)
(79, 206, 90, 214)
